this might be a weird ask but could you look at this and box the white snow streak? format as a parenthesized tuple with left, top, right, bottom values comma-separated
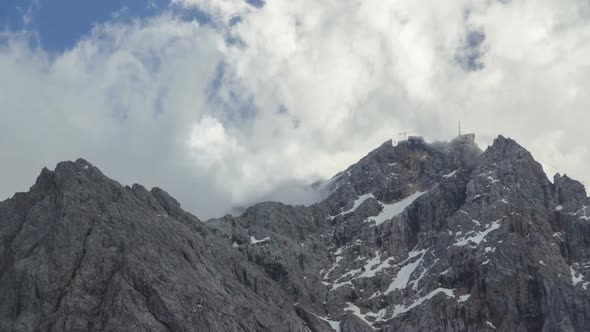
(357, 251, 394, 278)
(330, 250, 397, 290)
(344, 302, 379, 327)
(338, 193, 374, 216)
(570, 206, 590, 221)
(385, 249, 427, 294)
(443, 170, 458, 178)
(324, 255, 344, 280)
(391, 288, 455, 318)
(311, 313, 341, 332)
(454, 219, 501, 247)
(367, 191, 426, 226)
(486, 176, 500, 184)
(410, 258, 439, 291)
(458, 294, 471, 302)
(250, 236, 270, 244)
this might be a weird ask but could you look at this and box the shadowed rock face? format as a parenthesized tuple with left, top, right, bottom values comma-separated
(2, 135, 590, 332)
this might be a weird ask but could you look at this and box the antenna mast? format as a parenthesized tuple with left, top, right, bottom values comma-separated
(458, 121, 461, 136)
(397, 131, 413, 140)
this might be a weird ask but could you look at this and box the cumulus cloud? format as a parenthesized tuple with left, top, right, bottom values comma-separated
(0, 16, 229, 217)
(1, 0, 590, 218)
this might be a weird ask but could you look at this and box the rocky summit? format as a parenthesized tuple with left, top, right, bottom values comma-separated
(2, 134, 590, 332)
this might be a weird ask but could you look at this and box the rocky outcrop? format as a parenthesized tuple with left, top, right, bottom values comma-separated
(0, 159, 307, 331)
(209, 135, 590, 331)
(2, 135, 590, 331)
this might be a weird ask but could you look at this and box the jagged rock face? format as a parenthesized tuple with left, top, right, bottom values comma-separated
(208, 136, 590, 332)
(2, 135, 590, 332)
(0, 160, 308, 332)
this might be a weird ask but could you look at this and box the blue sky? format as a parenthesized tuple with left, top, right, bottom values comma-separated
(0, 0, 213, 52)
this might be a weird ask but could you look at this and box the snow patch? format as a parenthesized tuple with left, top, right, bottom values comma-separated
(331, 280, 353, 290)
(409, 257, 439, 291)
(385, 249, 426, 294)
(331, 251, 397, 289)
(338, 193, 374, 216)
(334, 267, 362, 284)
(443, 170, 459, 178)
(454, 219, 501, 247)
(334, 246, 347, 256)
(458, 294, 471, 302)
(344, 302, 382, 327)
(471, 194, 483, 201)
(571, 264, 584, 286)
(391, 288, 455, 318)
(572, 206, 590, 220)
(367, 191, 426, 226)
(365, 308, 387, 322)
(312, 313, 341, 332)
(486, 176, 500, 184)
(250, 236, 270, 244)
(357, 251, 394, 278)
(324, 255, 344, 280)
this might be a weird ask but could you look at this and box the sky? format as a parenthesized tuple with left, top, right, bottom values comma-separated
(1, 0, 589, 219)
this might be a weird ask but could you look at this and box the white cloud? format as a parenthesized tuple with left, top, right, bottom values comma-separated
(2, 0, 590, 218)
(0, 16, 230, 217)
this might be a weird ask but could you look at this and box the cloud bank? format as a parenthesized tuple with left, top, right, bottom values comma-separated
(1, 0, 589, 218)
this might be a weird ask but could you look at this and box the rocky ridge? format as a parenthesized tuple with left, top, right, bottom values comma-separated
(2, 135, 590, 331)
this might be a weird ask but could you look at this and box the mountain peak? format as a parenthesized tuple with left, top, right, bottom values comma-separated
(32, 167, 55, 192)
(554, 173, 588, 204)
(31, 159, 95, 192)
(478, 135, 545, 179)
(54, 157, 94, 172)
(3, 135, 590, 331)
(487, 135, 528, 155)
(321, 135, 482, 211)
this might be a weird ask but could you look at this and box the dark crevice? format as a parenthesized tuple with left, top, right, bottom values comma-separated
(122, 275, 176, 331)
(146, 305, 173, 331)
(47, 211, 98, 320)
(88, 260, 122, 330)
